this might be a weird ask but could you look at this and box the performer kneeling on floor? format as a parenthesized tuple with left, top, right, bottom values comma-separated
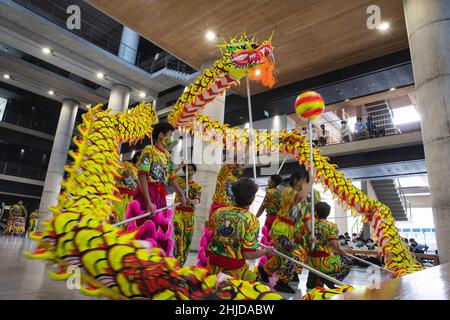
(208, 178, 273, 280)
(306, 201, 352, 290)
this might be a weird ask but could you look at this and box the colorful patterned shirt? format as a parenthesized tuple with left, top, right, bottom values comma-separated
(293, 188, 321, 239)
(137, 145, 176, 185)
(10, 204, 27, 218)
(212, 165, 238, 206)
(209, 206, 260, 268)
(308, 219, 339, 256)
(262, 187, 281, 215)
(271, 186, 311, 240)
(175, 176, 202, 210)
(116, 161, 138, 194)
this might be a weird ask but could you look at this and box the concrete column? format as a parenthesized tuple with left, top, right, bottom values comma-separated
(404, 0, 450, 263)
(190, 92, 226, 251)
(118, 26, 140, 65)
(108, 84, 131, 113)
(39, 99, 78, 222)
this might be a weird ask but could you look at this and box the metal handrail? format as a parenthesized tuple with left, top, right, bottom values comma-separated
(0, 160, 46, 181)
(395, 178, 412, 219)
(1, 110, 50, 133)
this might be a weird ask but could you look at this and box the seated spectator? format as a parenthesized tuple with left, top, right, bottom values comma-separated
(338, 235, 348, 247)
(351, 233, 357, 243)
(340, 121, 352, 143)
(311, 125, 320, 146)
(344, 232, 351, 241)
(318, 124, 330, 146)
(302, 127, 308, 136)
(354, 238, 368, 250)
(409, 238, 429, 254)
(354, 117, 369, 140)
(366, 238, 376, 250)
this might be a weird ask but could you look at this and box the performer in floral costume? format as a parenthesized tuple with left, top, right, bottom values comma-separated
(28, 210, 39, 232)
(306, 202, 351, 290)
(125, 122, 187, 254)
(173, 164, 202, 265)
(4, 201, 27, 235)
(197, 162, 245, 266)
(258, 166, 315, 294)
(256, 174, 282, 243)
(113, 160, 138, 224)
(209, 178, 273, 280)
(290, 187, 322, 282)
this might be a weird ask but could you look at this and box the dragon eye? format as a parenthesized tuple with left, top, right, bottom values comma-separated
(240, 44, 246, 49)
(251, 44, 258, 49)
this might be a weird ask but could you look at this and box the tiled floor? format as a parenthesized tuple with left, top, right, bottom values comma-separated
(0, 235, 388, 300)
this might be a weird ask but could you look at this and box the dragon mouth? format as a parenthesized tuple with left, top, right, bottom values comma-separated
(231, 43, 273, 68)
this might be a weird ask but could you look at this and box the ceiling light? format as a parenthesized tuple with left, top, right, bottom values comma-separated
(377, 22, 390, 32)
(96, 72, 104, 79)
(345, 98, 350, 102)
(3, 74, 10, 79)
(42, 47, 52, 55)
(139, 91, 146, 98)
(205, 31, 217, 41)
(48, 90, 55, 96)
(390, 87, 396, 91)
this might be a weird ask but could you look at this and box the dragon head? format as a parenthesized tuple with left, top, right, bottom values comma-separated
(219, 33, 274, 79)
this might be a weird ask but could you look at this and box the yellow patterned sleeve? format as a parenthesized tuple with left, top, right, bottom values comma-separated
(330, 222, 339, 241)
(137, 146, 153, 175)
(242, 213, 260, 251)
(193, 182, 202, 201)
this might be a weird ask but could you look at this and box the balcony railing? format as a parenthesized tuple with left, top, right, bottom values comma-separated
(1, 110, 54, 135)
(0, 161, 46, 181)
(13, 0, 197, 75)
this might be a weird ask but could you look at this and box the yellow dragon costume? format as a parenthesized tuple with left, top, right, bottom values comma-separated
(25, 33, 421, 300)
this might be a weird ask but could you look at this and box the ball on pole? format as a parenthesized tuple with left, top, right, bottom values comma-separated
(295, 91, 325, 121)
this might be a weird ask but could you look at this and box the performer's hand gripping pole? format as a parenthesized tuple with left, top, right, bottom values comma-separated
(260, 244, 347, 287)
(113, 202, 182, 227)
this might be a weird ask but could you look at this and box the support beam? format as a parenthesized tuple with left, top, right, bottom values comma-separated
(38, 99, 78, 222)
(404, 0, 450, 263)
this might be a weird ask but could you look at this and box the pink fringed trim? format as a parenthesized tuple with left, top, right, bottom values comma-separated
(197, 226, 213, 267)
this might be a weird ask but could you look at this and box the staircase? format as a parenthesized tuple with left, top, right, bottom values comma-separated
(371, 180, 408, 221)
(364, 100, 397, 136)
(150, 68, 200, 87)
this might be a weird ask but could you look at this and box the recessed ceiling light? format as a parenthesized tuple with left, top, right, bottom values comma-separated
(42, 47, 52, 55)
(390, 87, 396, 91)
(48, 90, 55, 95)
(377, 22, 390, 32)
(96, 72, 104, 79)
(345, 98, 350, 102)
(3, 74, 10, 79)
(205, 30, 217, 41)
(139, 91, 146, 98)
